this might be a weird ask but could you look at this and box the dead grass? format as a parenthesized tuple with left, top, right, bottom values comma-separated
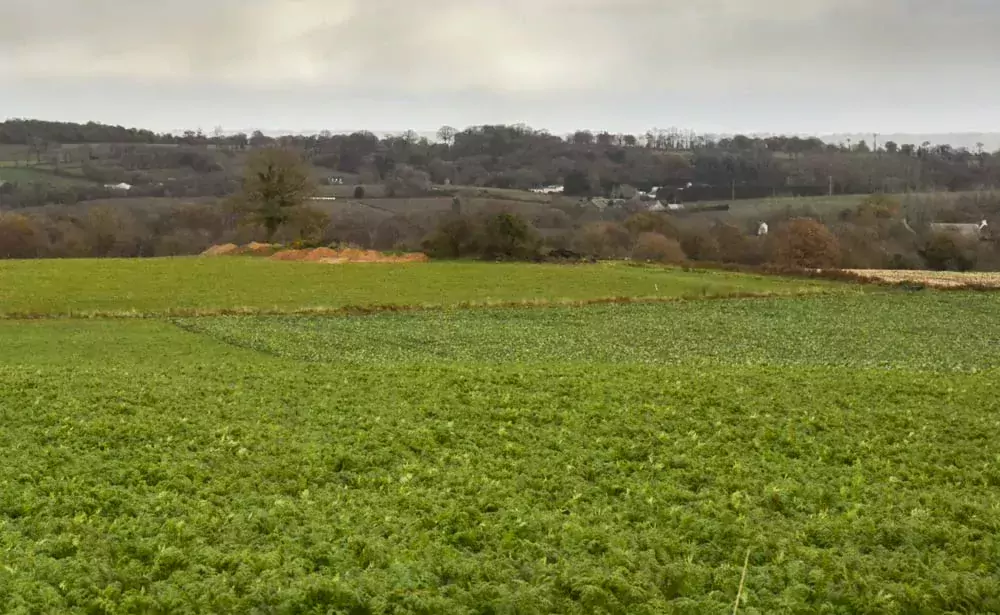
(843, 269, 1000, 289)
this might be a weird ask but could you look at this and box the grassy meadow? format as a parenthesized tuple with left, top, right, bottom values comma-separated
(1, 258, 999, 613)
(0, 258, 835, 318)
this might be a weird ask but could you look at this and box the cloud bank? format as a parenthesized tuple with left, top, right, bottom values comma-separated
(2, 0, 998, 133)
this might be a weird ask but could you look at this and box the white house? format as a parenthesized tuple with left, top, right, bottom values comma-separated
(530, 185, 565, 194)
(930, 220, 988, 238)
(104, 182, 132, 192)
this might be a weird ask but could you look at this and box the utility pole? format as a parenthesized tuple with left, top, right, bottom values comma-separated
(828, 175, 834, 196)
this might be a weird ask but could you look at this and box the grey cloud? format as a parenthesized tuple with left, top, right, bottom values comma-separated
(3, 0, 998, 90)
(2, 0, 999, 133)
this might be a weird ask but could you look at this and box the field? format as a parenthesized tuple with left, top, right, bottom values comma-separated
(2, 259, 999, 613)
(0, 259, 834, 318)
(845, 269, 1000, 288)
(0, 167, 100, 189)
(692, 190, 995, 221)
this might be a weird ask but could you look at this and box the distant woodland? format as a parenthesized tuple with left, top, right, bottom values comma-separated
(2, 118, 1000, 271)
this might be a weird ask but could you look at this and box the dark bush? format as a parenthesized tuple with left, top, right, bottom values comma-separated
(921, 233, 977, 271)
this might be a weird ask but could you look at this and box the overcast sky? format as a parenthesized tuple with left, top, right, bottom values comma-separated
(2, 0, 998, 136)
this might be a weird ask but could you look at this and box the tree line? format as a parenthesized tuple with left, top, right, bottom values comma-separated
(4, 148, 1000, 273)
(4, 119, 999, 200)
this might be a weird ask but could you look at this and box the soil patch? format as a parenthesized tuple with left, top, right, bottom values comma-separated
(271, 247, 429, 264)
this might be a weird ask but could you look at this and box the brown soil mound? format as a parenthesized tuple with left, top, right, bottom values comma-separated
(270, 247, 429, 264)
(245, 242, 279, 256)
(270, 249, 310, 261)
(302, 247, 341, 261)
(201, 243, 240, 256)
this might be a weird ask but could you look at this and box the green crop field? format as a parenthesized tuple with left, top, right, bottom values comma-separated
(1, 259, 999, 613)
(0, 259, 835, 318)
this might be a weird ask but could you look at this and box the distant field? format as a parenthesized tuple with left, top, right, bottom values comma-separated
(0, 259, 836, 317)
(846, 269, 1000, 288)
(182, 292, 1000, 371)
(2, 289, 999, 612)
(0, 166, 100, 188)
(693, 190, 995, 221)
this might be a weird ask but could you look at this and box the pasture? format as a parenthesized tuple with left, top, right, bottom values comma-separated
(693, 190, 998, 222)
(1, 259, 998, 613)
(0, 167, 100, 189)
(0, 259, 833, 318)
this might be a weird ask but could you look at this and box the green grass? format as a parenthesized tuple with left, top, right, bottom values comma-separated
(2, 260, 998, 612)
(0, 259, 839, 317)
(2, 291, 1000, 613)
(0, 166, 100, 188)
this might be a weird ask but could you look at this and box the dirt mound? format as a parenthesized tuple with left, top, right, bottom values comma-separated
(201, 243, 240, 256)
(270, 247, 429, 264)
(302, 247, 342, 261)
(270, 249, 309, 261)
(245, 242, 279, 256)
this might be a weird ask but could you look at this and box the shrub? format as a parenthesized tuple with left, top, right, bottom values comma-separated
(0, 213, 47, 259)
(768, 218, 841, 269)
(478, 213, 539, 260)
(921, 232, 977, 271)
(422, 217, 479, 258)
(632, 232, 686, 264)
(353, 186, 365, 199)
(711, 222, 749, 264)
(680, 230, 721, 261)
(385, 165, 431, 197)
(624, 212, 679, 239)
(574, 222, 631, 259)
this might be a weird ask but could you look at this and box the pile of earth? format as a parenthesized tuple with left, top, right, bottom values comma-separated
(270, 247, 429, 264)
(201, 243, 428, 263)
(201, 242, 279, 256)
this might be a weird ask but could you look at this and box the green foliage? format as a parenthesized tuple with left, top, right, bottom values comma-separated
(478, 212, 539, 260)
(240, 148, 315, 240)
(2, 291, 1000, 612)
(421, 217, 479, 258)
(424, 213, 541, 261)
(179, 293, 1000, 370)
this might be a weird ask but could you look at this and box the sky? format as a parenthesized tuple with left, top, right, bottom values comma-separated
(2, 0, 999, 137)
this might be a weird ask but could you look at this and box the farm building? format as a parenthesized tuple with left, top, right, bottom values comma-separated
(530, 185, 564, 194)
(930, 220, 988, 239)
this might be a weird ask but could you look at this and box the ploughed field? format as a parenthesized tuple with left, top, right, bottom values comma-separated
(1, 258, 998, 614)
